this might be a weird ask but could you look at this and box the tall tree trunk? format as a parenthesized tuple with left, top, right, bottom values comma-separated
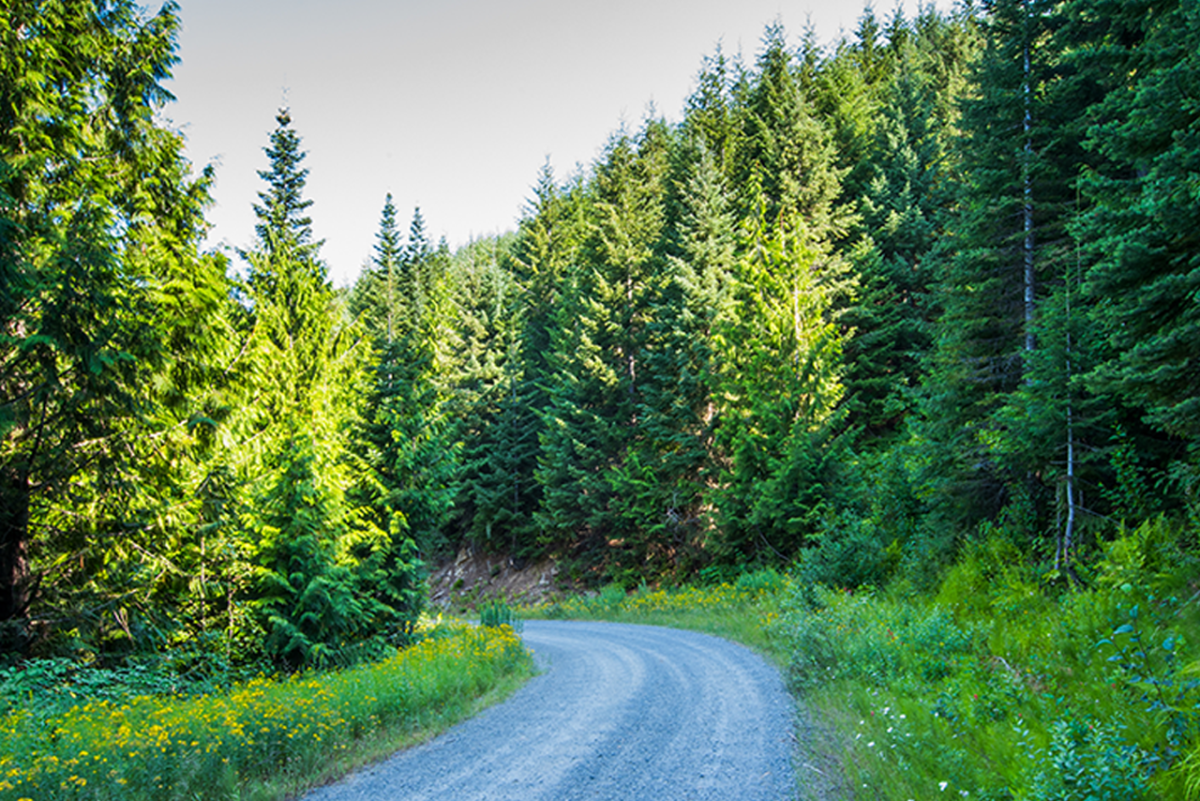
(0, 468, 32, 652)
(1023, 1, 1036, 355)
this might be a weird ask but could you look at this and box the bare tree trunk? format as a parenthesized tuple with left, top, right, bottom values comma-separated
(1023, 3, 1036, 355)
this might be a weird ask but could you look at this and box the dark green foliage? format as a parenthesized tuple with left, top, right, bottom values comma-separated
(1076, 1, 1200, 443)
(916, 0, 1092, 539)
(711, 39, 851, 559)
(840, 26, 969, 438)
(364, 337, 458, 560)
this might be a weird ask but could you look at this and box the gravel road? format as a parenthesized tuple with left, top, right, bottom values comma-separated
(302, 620, 797, 801)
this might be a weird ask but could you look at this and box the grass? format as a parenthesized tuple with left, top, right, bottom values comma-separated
(0, 621, 534, 801)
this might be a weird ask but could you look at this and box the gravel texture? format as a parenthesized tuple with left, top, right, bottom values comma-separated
(302, 620, 798, 800)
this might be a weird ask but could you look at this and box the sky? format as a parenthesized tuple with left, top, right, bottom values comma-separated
(167, 0, 952, 287)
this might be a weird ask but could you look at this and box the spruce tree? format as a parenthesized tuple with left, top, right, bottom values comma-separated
(498, 165, 584, 555)
(710, 24, 851, 562)
(251, 108, 320, 267)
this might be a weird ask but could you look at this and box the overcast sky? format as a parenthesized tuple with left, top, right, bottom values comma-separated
(167, 0, 951, 287)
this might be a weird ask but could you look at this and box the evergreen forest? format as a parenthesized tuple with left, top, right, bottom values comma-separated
(3, 0, 1199, 691)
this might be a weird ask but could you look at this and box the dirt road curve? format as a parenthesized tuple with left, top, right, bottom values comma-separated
(302, 620, 797, 801)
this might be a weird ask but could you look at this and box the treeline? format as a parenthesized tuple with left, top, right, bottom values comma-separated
(3, 0, 1198, 669)
(403, 0, 1197, 589)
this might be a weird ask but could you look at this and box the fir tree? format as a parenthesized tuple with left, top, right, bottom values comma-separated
(251, 108, 320, 267)
(535, 119, 672, 574)
(350, 193, 404, 344)
(917, 0, 1082, 533)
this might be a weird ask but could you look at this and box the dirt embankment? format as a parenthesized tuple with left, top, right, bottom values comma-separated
(426, 547, 572, 611)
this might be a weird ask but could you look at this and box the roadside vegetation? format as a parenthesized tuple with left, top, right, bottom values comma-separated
(531, 524, 1200, 801)
(0, 621, 532, 801)
(527, 571, 788, 661)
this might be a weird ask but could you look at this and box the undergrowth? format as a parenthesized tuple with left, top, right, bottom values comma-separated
(777, 517, 1200, 800)
(0, 621, 533, 801)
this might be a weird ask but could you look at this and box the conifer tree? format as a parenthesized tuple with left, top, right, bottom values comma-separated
(238, 109, 405, 666)
(535, 120, 672, 573)
(634, 143, 737, 570)
(0, 0, 222, 649)
(350, 194, 403, 343)
(731, 22, 847, 240)
(490, 165, 584, 555)
(1068, 0, 1200, 521)
(1076, 0, 1200, 443)
(251, 108, 320, 266)
(357, 207, 459, 561)
(710, 25, 852, 562)
(917, 0, 1073, 531)
(451, 239, 541, 554)
(839, 13, 976, 440)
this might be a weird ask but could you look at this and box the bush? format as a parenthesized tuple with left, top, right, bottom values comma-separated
(1025, 719, 1148, 801)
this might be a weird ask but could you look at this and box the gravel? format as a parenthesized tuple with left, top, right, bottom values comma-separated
(301, 620, 798, 800)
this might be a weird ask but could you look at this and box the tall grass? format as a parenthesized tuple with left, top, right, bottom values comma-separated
(775, 522, 1200, 800)
(0, 623, 532, 801)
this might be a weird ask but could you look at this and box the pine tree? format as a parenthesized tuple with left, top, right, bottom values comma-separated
(238, 108, 400, 665)
(486, 165, 584, 556)
(251, 108, 320, 267)
(0, 0, 218, 650)
(452, 239, 542, 555)
(709, 25, 852, 562)
(251, 437, 362, 669)
(731, 22, 848, 241)
(711, 194, 847, 561)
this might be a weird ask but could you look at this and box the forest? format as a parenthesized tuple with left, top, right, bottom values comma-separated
(2, 0, 1198, 684)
